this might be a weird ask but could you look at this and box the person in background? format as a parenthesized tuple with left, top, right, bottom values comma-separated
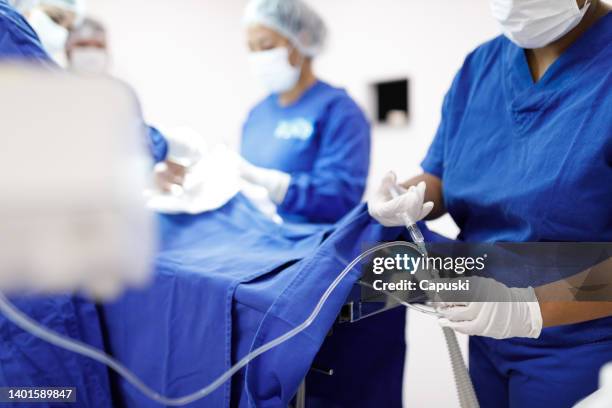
(65, 17, 108, 74)
(2, 0, 175, 188)
(11, 0, 84, 65)
(240, 0, 371, 224)
(368, 0, 612, 406)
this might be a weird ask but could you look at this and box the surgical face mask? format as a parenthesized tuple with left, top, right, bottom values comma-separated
(28, 8, 69, 58)
(490, 0, 591, 49)
(70, 47, 109, 74)
(248, 47, 301, 94)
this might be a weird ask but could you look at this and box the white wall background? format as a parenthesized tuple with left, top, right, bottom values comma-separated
(86, 1, 500, 406)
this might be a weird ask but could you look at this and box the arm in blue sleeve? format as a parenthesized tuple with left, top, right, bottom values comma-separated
(420, 97, 448, 178)
(421, 54, 475, 178)
(147, 126, 168, 163)
(279, 100, 371, 223)
(420, 69, 465, 178)
(0, 1, 53, 64)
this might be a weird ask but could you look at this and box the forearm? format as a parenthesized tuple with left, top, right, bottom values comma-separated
(400, 173, 446, 219)
(535, 256, 612, 327)
(538, 301, 612, 328)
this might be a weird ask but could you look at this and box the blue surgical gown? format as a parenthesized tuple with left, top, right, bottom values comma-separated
(241, 80, 371, 224)
(421, 12, 612, 408)
(0, 0, 49, 63)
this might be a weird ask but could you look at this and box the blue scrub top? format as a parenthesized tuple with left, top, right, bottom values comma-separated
(422, 12, 612, 242)
(241, 80, 371, 224)
(0, 0, 50, 63)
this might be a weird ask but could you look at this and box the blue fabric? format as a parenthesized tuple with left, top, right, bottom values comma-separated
(235, 206, 404, 407)
(421, 12, 612, 243)
(0, 0, 51, 64)
(470, 323, 612, 408)
(241, 80, 371, 224)
(100, 195, 329, 408)
(148, 126, 168, 163)
(97, 195, 405, 407)
(421, 12, 612, 407)
(0, 296, 113, 408)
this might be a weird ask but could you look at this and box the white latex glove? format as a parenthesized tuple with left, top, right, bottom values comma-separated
(368, 172, 434, 227)
(147, 144, 242, 215)
(164, 126, 208, 167)
(239, 158, 291, 205)
(436, 277, 543, 339)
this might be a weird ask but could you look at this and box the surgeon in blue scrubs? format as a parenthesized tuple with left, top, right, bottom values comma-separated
(240, 0, 371, 224)
(369, 0, 612, 406)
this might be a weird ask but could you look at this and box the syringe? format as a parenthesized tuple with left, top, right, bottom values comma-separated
(388, 183, 427, 256)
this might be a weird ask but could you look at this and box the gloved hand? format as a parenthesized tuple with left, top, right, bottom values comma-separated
(154, 161, 187, 195)
(239, 159, 291, 205)
(368, 172, 434, 227)
(436, 277, 543, 339)
(165, 126, 208, 167)
(154, 126, 208, 194)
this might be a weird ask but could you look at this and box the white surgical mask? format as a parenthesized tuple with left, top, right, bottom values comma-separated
(248, 47, 301, 94)
(28, 8, 69, 59)
(490, 0, 591, 49)
(70, 47, 109, 74)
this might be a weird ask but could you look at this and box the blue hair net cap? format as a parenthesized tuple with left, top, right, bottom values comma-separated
(243, 0, 327, 57)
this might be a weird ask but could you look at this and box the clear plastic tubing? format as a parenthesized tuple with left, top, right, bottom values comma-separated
(0, 241, 435, 406)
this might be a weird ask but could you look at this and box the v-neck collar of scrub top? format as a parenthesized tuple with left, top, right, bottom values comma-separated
(506, 11, 612, 96)
(272, 80, 324, 110)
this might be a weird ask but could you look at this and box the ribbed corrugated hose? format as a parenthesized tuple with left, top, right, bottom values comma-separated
(387, 184, 479, 408)
(443, 327, 479, 408)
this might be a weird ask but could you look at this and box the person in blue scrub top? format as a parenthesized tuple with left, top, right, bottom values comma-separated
(369, 0, 612, 407)
(240, 0, 371, 224)
(0, 0, 58, 64)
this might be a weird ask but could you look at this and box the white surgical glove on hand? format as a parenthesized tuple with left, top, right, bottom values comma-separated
(164, 126, 208, 167)
(368, 172, 434, 227)
(152, 127, 208, 195)
(436, 277, 543, 339)
(239, 159, 291, 205)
